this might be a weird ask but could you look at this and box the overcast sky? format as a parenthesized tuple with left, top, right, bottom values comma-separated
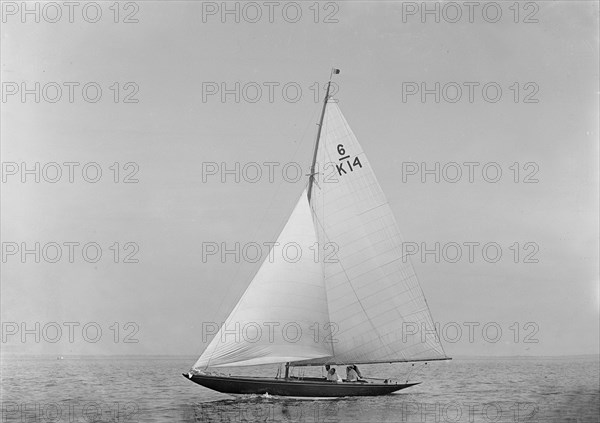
(1, 1, 598, 358)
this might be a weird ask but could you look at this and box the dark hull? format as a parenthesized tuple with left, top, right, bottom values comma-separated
(183, 373, 419, 397)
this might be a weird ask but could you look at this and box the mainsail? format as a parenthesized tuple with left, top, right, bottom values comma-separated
(193, 91, 447, 370)
(298, 99, 446, 365)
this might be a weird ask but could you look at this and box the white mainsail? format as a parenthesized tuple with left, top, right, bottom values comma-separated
(193, 94, 446, 369)
(298, 100, 446, 365)
(193, 192, 333, 368)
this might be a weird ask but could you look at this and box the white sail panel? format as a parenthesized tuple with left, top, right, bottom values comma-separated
(304, 100, 446, 365)
(193, 191, 333, 368)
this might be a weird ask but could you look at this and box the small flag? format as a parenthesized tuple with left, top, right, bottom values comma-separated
(332, 68, 341, 74)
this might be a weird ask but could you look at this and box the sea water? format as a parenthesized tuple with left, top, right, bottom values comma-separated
(1, 355, 598, 422)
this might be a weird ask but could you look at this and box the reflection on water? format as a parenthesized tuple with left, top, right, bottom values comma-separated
(1, 355, 598, 422)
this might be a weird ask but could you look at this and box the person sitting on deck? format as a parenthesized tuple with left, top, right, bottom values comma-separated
(326, 368, 341, 382)
(352, 365, 363, 379)
(346, 366, 359, 382)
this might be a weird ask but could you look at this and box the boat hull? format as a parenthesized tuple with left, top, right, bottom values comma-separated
(183, 373, 419, 397)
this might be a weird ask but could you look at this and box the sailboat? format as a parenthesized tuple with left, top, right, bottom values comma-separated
(184, 69, 450, 397)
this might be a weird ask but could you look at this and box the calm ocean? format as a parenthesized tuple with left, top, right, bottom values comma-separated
(1, 355, 598, 422)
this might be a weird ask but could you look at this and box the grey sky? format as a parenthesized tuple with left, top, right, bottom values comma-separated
(1, 1, 598, 357)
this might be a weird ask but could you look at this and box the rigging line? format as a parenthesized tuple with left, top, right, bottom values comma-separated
(202, 104, 320, 369)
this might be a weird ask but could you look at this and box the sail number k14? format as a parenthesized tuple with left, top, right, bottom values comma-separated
(335, 144, 362, 176)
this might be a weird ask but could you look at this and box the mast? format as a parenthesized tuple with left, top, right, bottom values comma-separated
(307, 68, 339, 203)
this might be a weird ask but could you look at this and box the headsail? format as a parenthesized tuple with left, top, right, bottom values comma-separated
(297, 99, 447, 365)
(193, 191, 333, 368)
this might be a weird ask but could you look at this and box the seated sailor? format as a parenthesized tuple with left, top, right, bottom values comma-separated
(323, 364, 331, 378)
(346, 365, 359, 382)
(326, 368, 342, 382)
(352, 364, 363, 379)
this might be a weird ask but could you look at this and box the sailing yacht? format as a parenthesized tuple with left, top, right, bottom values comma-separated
(184, 70, 450, 397)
